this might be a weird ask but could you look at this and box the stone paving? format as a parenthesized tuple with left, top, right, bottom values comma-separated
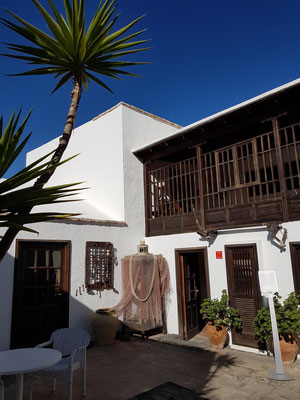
(2, 336, 300, 399)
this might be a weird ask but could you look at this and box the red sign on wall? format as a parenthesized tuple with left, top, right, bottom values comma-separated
(216, 251, 223, 259)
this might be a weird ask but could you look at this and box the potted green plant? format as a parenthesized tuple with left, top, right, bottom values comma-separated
(254, 292, 300, 365)
(92, 308, 119, 345)
(200, 290, 242, 349)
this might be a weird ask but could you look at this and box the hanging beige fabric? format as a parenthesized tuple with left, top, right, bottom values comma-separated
(112, 254, 170, 332)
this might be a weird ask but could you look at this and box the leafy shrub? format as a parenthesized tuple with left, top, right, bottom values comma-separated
(200, 289, 243, 331)
(254, 292, 300, 344)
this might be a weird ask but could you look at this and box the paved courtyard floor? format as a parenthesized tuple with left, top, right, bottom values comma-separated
(3, 336, 300, 399)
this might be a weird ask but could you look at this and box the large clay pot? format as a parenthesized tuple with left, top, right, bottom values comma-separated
(279, 335, 298, 366)
(205, 322, 228, 349)
(92, 309, 119, 345)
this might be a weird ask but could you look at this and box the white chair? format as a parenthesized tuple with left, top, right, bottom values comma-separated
(30, 328, 90, 400)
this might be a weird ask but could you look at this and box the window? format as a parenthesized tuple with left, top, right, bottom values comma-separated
(17, 241, 69, 307)
(85, 242, 114, 290)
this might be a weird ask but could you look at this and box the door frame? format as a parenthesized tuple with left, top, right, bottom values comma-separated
(290, 242, 300, 294)
(11, 239, 71, 348)
(175, 247, 210, 340)
(225, 243, 261, 347)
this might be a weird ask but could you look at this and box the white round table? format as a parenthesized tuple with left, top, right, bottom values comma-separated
(0, 348, 62, 400)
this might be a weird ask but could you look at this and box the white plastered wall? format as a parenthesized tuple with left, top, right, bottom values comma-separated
(0, 103, 180, 350)
(121, 104, 180, 225)
(4, 100, 298, 353)
(26, 106, 125, 220)
(146, 221, 298, 337)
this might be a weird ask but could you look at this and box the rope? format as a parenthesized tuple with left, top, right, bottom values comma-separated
(129, 255, 157, 302)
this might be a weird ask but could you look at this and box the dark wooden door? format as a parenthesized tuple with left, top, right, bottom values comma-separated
(11, 241, 70, 348)
(176, 250, 210, 340)
(225, 245, 261, 348)
(290, 243, 300, 295)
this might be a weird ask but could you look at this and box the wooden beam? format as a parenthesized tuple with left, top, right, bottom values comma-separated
(136, 94, 300, 164)
(141, 137, 204, 163)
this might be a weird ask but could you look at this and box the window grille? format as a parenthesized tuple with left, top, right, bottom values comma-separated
(85, 242, 114, 290)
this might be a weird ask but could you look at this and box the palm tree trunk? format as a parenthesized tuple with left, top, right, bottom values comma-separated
(0, 79, 82, 263)
(35, 78, 82, 186)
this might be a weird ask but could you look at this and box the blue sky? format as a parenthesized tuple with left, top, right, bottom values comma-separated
(1, 0, 300, 176)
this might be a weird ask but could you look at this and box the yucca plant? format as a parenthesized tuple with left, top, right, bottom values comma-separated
(0, 0, 149, 259)
(0, 110, 83, 261)
(1, 0, 148, 182)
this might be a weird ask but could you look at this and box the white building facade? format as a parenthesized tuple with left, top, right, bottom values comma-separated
(0, 103, 180, 350)
(133, 79, 300, 352)
(1, 80, 300, 354)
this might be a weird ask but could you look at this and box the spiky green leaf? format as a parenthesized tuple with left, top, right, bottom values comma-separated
(0, 112, 85, 232)
(1, 0, 149, 92)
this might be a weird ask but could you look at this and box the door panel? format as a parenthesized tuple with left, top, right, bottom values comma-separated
(176, 250, 209, 340)
(181, 254, 200, 339)
(290, 243, 300, 295)
(225, 245, 261, 348)
(11, 241, 70, 348)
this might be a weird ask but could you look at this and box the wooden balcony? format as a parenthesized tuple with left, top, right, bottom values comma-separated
(145, 120, 300, 236)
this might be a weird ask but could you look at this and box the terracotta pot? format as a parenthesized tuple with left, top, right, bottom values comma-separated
(279, 335, 298, 366)
(92, 309, 119, 345)
(205, 322, 228, 349)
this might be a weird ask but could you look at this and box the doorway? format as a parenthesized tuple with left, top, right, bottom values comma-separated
(225, 244, 261, 348)
(11, 240, 70, 348)
(290, 242, 300, 295)
(175, 248, 210, 340)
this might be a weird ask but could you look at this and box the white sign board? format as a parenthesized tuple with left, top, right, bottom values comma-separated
(258, 271, 278, 295)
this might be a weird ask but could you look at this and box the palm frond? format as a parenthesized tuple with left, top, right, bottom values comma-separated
(51, 72, 73, 93)
(1, 0, 149, 91)
(0, 110, 32, 177)
(0, 111, 85, 232)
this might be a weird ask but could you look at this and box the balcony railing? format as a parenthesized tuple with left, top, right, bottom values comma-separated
(201, 130, 282, 210)
(146, 156, 200, 218)
(145, 120, 300, 236)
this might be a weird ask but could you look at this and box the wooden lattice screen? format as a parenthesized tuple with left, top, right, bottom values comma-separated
(146, 156, 200, 219)
(85, 242, 114, 290)
(145, 120, 300, 235)
(201, 130, 282, 210)
(279, 122, 300, 194)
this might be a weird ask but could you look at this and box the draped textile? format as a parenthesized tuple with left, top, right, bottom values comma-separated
(112, 254, 170, 331)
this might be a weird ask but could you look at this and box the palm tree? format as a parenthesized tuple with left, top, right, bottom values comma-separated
(0, 0, 149, 259)
(0, 110, 84, 261)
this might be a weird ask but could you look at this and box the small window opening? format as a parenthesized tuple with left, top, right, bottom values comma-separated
(85, 242, 114, 291)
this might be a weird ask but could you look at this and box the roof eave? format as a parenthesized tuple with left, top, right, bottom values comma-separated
(133, 77, 300, 159)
